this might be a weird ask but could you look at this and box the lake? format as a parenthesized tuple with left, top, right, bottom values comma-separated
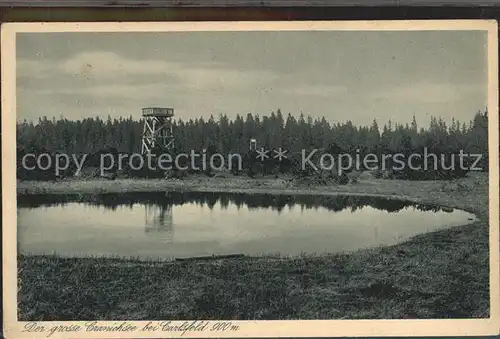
(17, 192, 477, 260)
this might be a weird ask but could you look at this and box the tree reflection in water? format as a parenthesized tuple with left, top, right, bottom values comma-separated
(18, 191, 455, 217)
(144, 204, 173, 242)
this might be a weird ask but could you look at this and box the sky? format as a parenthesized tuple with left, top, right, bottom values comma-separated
(16, 30, 488, 128)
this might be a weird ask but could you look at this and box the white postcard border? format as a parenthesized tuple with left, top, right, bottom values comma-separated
(2, 20, 499, 338)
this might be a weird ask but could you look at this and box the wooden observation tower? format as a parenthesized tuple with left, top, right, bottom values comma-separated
(141, 107, 175, 154)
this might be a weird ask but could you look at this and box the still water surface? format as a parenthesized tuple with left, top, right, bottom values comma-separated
(17, 192, 477, 260)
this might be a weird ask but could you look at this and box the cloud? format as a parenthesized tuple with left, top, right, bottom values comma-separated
(281, 85, 347, 97)
(54, 51, 278, 91)
(35, 84, 169, 99)
(17, 59, 54, 79)
(59, 51, 177, 77)
(16, 51, 281, 121)
(17, 50, 281, 120)
(16, 49, 487, 126)
(370, 82, 485, 104)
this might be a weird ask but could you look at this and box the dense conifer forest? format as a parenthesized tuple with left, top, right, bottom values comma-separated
(16, 109, 489, 180)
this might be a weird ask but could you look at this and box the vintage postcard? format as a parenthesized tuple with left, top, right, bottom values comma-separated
(2, 20, 499, 338)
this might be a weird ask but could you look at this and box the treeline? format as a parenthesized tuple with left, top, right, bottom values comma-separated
(17, 109, 488, 155)
(16, 109, 489, 180)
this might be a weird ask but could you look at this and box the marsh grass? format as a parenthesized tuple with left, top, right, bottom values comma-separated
(17, 173, 490, 320)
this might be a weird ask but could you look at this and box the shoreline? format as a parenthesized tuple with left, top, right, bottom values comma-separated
(17, 174, 488, 216)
